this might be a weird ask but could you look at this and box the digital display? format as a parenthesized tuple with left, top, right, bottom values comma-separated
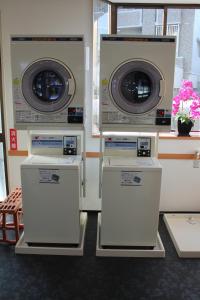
(63, 136, 77, 149)
(137, 138, 151, 151)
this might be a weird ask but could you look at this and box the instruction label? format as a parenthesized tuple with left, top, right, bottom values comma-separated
(39, 169, 60, 184)
(32, 135, 63, 149)
(121, 171, 143, 186)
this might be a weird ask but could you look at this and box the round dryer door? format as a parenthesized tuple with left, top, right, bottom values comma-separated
(22, 59, 75, 113)
(110, 61, 163, 115)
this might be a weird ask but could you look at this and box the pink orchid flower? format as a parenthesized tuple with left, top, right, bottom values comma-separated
(172, 80, 200, 122)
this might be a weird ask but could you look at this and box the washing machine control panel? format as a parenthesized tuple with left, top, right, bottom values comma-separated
(63, 136, 77, 155)
(137, 137, 151, 157)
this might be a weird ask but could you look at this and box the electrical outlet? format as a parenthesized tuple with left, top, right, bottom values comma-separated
(193, 160, 200, 168)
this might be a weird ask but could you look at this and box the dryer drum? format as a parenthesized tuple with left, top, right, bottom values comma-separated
(32, 70, 64, 102)
(110, 60, 163, 115)
(22, 59, 75, 113)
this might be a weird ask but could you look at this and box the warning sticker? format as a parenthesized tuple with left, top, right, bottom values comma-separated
(39, 169, 60, 184)
(13, 78, 21, 86)
(101, 79, 109, 86)
(121, 171, 143, 186)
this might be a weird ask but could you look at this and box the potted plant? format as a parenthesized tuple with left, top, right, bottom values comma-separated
(172, 80, 200, 136)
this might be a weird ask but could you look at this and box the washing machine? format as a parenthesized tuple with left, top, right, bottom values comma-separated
(100, 35, 176, 132)
(21, 133, 83, 245)
(11, 36, 84, 129)
(100, 135, 162, 247)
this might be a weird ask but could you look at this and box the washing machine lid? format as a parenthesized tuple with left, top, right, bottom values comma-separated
(103, 157, 161, 171)
(109, 60, 163, 115)
(22, 59, 75, 113)
(21, 155, 81, 169)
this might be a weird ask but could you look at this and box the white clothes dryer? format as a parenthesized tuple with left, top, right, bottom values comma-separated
(11, 36, 84, 129)
(100, 35, 176, 132)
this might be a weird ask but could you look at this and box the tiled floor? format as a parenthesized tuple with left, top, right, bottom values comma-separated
(0, 213, 200, 300)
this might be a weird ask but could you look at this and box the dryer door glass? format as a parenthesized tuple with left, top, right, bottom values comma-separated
(110, 61, 162, 114)
(33, 70, 65, 102)
(121, 71, 152, 104)
(22, 60, 75, 113)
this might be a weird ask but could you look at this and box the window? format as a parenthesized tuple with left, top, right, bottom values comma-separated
(118, 8, 164, 36)
(198, 38, 200, 57)
(0, 144, 7, 201)
(92, 2, 200, 132)
(117, 8, 143, 34)
(0, 68, 8, 201)
(167, 9, 200, 130)
(93, 0, 110, 133)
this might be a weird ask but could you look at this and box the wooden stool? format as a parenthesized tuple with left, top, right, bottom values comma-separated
(0, 188, 24, 244)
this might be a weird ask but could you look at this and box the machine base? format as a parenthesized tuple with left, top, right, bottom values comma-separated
(96, 213, 165, 257)
(15, 212, 87, 256)
(164, 213, 200, 258)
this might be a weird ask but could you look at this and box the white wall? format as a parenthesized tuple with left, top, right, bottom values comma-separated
(0, 0, 200, 212)
(159, 139, 200, 211)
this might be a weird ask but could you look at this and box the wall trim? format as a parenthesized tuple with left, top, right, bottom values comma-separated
(8, 150, 199, 160)
(8, 150, 28, 156)
(158, 153, 196, 159)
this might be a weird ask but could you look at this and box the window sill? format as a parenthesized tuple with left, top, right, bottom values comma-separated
(159, 132, 200, 140)
(92, 131, 200, 140)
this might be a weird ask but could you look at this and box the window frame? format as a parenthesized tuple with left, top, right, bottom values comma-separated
(110, 3, 200, 34)
(0, 61, 9, 196)
(111, 3, 200, 133)
(92, 1, 200, 134)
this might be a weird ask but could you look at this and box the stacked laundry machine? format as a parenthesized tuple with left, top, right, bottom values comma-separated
(97, 35, 176, 257)
(10, 36, 87, 255)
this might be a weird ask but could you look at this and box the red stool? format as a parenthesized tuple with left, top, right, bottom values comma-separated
(0, 188, 24, 244)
